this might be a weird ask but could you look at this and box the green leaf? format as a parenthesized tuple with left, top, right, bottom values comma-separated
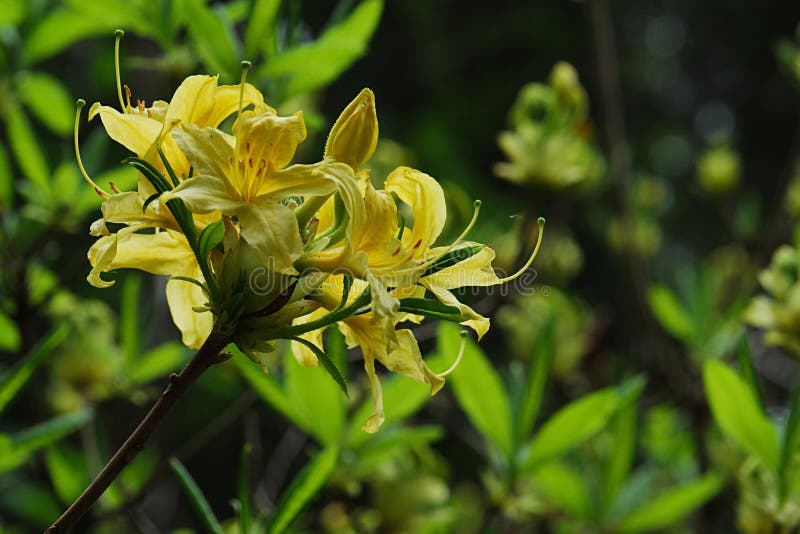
(0, 310, 21, 352)
(259, 0, 384, 97)
(0, 325, 69, 413)
(348, 426, 443, 476)
(0, 0, 27, 27)
(601, 385, 641, 517)
(266, 446, 339, 534)
(0, 481, 61, 528)
(531, 461, 592, 519)
(120, 274, 142, 366)
(234, 351, 303, 426)
(245, 0, 281, 59)
(22, 8, 119, 64)
(441, 322, 514, 460)
(182, 0, 240, 80)
(520, 387, 621, 470)
(618, 472, 724, 533)
(283, 343, 346, 445)
(45, 445, 90, 504)
(703, 360, 780, 470)
(198, 220, 225, 260)
(421, 244, 485, 278)
(129, 342, 190, 385)
(647, 285, 694, 341)
(0, 409, 93, 474)
(346, 354, 445, 447)
(5, 103, 49, 193)
(291, 336, 348, 399)
(0, 141, 13, 208)
(736, 335, 764, 411)
(17, 71, 75, 136)
(170, 458, 224, 534)
(517, 313, 555, 442)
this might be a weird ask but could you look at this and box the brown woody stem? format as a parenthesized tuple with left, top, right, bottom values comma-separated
(46, 333, 230, 533)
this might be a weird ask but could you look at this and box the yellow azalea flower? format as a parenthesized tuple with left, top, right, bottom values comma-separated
(292, 276, 445, 432)
(87, 228, 211, 348)
(160, 107, 364, 274)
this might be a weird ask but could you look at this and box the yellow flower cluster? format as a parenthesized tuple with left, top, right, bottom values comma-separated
(76, 61, 543, 431)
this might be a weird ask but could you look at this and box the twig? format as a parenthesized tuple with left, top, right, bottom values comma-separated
(45, 332, 229, 533)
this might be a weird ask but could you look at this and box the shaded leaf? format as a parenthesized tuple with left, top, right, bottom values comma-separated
(266, 446, 339, 534)
(245, 0, 281, 58)
(170, 458, 224, 534)
(647, 285, 694, 341)
(0, 310, 21, 352)
(532, 461, 592, 519)
(5, 103, 49, 192)
(129, 342, 190, 385)
(17, 71, 74, 136)
(45, 445, 90, 504)
(182, 0, 240, 80)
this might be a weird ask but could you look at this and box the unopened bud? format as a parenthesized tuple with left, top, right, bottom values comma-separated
(325, 88, 378, 170)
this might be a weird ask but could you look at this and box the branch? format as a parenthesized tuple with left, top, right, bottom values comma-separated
(46, 332, 230, 533)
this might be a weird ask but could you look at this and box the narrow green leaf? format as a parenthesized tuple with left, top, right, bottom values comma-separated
(517, 313, 555, 441)
(198, 220, 225, 260)
(291, 337, 348, 398)
(601, 388, 640, 517)
(531, 461, 592, 519)
(0, 141, 13, 208)
(647, 285, 694, 341)
(17, 71, 74, 136)
(170, 458, 224, 534)
(245, 0, 281, 58)
(441, 322, 515, 460)
(618, 472, 724, 533)
(397, 298, 465, 321)
(183, 0, 240, 80)
(0, 325, 69, 413)
(283, 344, 346, 445)
(129, 342, 190, 385)
(234, 351, 302, 427)
(238, 444, 253, 534)
(0, 311, 21, 352)
(325, 326, 348, 380)
(420, 244, 484, 278)
(0, 0, 26, 27)
(736, 334, 765, 411)
(258, 0, 384, 97)
(266, 446, 339, 534)
(120, 274, 141, 366)
(45, 445, 90, 504)
(520, 387, 620, 470)
(0, 409, 93, 474)
(5, 103, 49, 192)
(703, 360, 780, 470)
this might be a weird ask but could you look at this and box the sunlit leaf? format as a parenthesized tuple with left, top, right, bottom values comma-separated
(182, 0, 240, 80)
(234, 351, 302, 428)
(129, 342, 190, 385)
(618, 472, 724, 533)
(17, 71, 74, 136)
(532, 461, 592, 519)
(0, 311, 21, 353)
(22, 9, 120, 64)
(266, 446, 339, 534)
(0, 0, 27, 27)
(647, 285, 694, 341)
(703, 360, 780, 470)
(441, 322, 515, 460)
(245, 0, 281, 58)
(45, 445, 90, 504)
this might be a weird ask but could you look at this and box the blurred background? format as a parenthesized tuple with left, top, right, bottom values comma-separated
(4, 0, 800, 532)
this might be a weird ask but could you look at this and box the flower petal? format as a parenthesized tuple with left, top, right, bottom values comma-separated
(385, 166, 447, 257)
(237, 202, 304, 275)
(161, 174, 243, 214)
(166, 268, 213, 349)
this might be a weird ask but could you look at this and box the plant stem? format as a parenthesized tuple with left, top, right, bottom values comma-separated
(45, 332, 230, 533)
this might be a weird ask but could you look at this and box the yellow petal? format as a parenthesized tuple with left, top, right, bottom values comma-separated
(164, 75, 219, 127)
(166, 267, 213, 349)
(237, 203, 304, 275)
(233, 109, 307, 171)
(325, 88, 378, 170)
(385, 166, 447, 259)
(205, 83, 272, 126)
(100, 191, 176, 229)
(89, 104, 162, 157)
(421, 244, 501, 289)
(161, 174, 243, 214)
(423, 284, 491, 340)
(172, 125, 235, 185)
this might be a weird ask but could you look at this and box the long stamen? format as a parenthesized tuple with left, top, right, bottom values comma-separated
(497, 217, 545, 284)
(237, 60, 251, 120)
(114, 30, 125, 112)
(74, 99, 110, 199)
(437, 330, 468, 378)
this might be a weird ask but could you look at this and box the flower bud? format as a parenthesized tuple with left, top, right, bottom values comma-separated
(325, 88, 378, 170)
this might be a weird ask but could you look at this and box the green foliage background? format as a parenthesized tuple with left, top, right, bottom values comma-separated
(3, 0, 800, 532)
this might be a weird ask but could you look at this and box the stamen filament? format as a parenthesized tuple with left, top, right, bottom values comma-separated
(238, 60, 252, 120)
(497, 217, 545, 284)
(437, 330, 468, 378)
(74, 100, 110, 199)
(114, 30, 125, 112)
